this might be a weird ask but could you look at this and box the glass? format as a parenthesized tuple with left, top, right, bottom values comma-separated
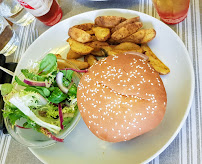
(0, 0, 35, 26)
(152, 0, 190, 24)
(4, 60, 81, 148)
(0, 16, 18, 56)
(18, 0, 63, 26)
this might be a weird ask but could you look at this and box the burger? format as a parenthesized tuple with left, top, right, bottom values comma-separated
(77, 52, 167, 142)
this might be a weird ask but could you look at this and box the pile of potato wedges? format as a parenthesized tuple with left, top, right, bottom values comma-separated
(57, 15, 170, 75)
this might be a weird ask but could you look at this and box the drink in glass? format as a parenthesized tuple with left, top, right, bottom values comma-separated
(152, 0, 190, 24)
(0, 0, 35, 26)
(0, 16, 19, 56)
(17, 0, 63, 26)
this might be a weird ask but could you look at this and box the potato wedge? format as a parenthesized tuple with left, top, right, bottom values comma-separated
(101, 45, 115, 56)
(92, 27, 110, 41)
(95, 16, 126, 28)
(86, 41, 109, 51)
(108, 49, 144, 56)
(111, 22, 143, 40)
(85, 29, 94, 35)
(67, 59, 89, 70)
(111, 16, 140, 33)
(84, 54, 98, 67)
(120, 29, 145, 43)
(57, 58, 89, 70)
(67, 38, 94, 55)
(55, 54, 62, 58)
(121, 29, 156, 44)
(73, 23, 94, 31)
(91, 35, 98, 41)
(68, 27, 92, 43)
(114, 42, 143, 53)
(67, 49, 83, 59)
(141, 28, 156, 44)
(141, 44, 170, 75)
(107, 38, 120, 45)
(91, 50, 106, 57)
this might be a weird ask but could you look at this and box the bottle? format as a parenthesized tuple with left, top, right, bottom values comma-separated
(17, 0, 63, 26)
(0, 0, 35, 26)
(0, 16, 18, 56)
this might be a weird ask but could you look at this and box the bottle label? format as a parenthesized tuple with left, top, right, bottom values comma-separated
(17, 0, 34, 10)
(17, 0, 53, 17)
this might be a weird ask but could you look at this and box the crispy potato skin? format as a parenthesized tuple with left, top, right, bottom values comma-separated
(86, 41, 109, 51)
(73, 23, 94, 31)
(111, 16, 140, 33)
(95, 16, 126, 28)
(111, 22, 143, 40)
(67, 38, 94, 55)
(121, 29, 156, 44)
(68, 27, 92, 43)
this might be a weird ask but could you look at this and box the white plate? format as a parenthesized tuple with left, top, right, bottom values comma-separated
(15, 9, 195, 164)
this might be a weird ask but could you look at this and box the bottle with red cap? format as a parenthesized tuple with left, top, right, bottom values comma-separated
(17, 0, 63, 26)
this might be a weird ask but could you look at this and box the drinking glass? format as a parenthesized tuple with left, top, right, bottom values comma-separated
(152, 0, 190, 24)
(0, 16, 19, 56)
(0, 0, 35, 26)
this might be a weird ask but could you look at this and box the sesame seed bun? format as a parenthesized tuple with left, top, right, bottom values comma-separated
(77, 52, 167, 142)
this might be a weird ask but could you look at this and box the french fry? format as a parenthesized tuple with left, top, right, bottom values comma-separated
(67, 38, 94, 55)
(84, 54, 98, 67)
(68, 27, 92, 43)
(141, 44, 170, 75)
(114, 42, 143, 53)
(95, 16, 126, 28)
(111, 16, 140, 33)
(121, 29, 156, 44)
(92, 27, 110, 42)
(67, 49, 83, 59)
(73, 23, 94, 31)
(111, 22, 143, 41)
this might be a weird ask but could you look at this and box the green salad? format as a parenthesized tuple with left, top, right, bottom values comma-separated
(1, 53, 81, 142)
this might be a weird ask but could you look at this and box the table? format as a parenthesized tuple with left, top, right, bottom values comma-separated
(1, 0, 202, 163)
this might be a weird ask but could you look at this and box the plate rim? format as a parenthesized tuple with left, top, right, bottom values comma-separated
(15, 8, 195, 164)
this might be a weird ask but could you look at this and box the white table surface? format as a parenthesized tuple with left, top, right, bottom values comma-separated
(1, 0, 202, 163)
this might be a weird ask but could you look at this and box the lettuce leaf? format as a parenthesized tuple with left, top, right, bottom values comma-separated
(38, 54, 57, 75)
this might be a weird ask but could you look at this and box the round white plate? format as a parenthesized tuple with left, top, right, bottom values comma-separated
(15, 9, 194, 164)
